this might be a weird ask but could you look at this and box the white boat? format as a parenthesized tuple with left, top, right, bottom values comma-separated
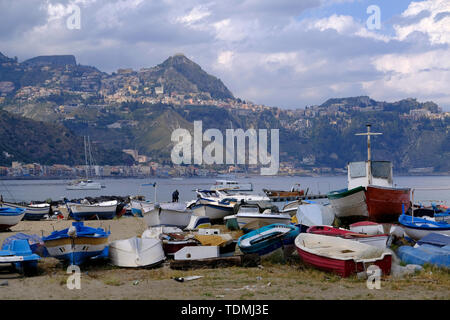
(2, 201, 50, 220)
(143, 202, 193, 228)
(280, 200, 303, 216)
(349, 221, 385, 235)
(295, 202, 335, 232)
(234, 204, 291, 231)
(109, 237, 166, 268)
(66, 136, 104, 190)
(191, 198, 235, 221)
(66, 179, 102, 190)
(67, 200, 118, 220)
(210, 180, 253, 192)
(130, 199, 153, 217)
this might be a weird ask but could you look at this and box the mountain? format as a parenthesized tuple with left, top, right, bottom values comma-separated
(22, 55, 77, 67)
(0, 109, 134, 166)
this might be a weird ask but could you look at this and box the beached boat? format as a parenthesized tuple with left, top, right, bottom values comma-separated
(235, 204, 291, 232)
(0, 239, 41, 275)
(398, 214, 450, 240)
(295, 233, 392, 277)
(130, 199, 152, 217)
(67, 200, 118, 220)
(190, 198, 235, 222)
(2, 201, 49, 220)
(295, 202, 335, 232)
(280, 200, 304, 216)
(109, 237, 165, 268)
(0, 207, 26, 231)
(143, 202, 193, 228)
(397, 234, 450, 268)
(238, 224, 300, 257)
(42, 221, 110, 265)
(328, 125, 410, 223)
(307, 225, 389, 248)
(349, 221, 385, 235)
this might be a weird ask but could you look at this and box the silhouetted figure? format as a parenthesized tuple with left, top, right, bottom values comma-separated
(172, 190, 179, 203)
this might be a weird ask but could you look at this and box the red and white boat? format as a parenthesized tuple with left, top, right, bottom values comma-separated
(327, 125, 410, 223)
(295, 233, 392, 277)
(306, 225, 389, 248)
(349, 221, 385, 235)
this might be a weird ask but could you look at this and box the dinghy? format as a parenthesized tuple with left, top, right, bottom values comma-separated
(0, 239, 41, 275)
(295, 233, 392, 277)
(0, 207, 25, 231)
(42, 222, 110, 265)
(307, 225, 389, 248)
(398, 214, 450, 240)
(143, 202, 193, 228)
(109, 237, 165, 268)
(67, 200, 118, 220)
(238, 224, 300, 257)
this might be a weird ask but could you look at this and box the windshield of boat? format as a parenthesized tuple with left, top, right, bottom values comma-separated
(238, 205, 260, 214)
(349, 161, 366, 178)
(371, 161, 391, 179)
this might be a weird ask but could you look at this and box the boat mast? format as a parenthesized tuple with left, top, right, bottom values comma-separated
(355, 124, 382, 185)
(84, 136, 88, 180)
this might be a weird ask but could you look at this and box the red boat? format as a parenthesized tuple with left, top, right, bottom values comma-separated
(365, 186, 411, 222)
(295, 233, 392, 277)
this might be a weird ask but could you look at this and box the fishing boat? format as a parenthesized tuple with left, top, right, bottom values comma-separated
(130, 199, 152, 217)
(66, 136, 104, 190)
(306, 225, 389, 248)
(42, 221, 110, 265)
(327, 125, 410, 223)
(398, 214, 450, 241)
(0, 239, 41, 275)
(238, 224, 300, 256)
(295, 233, 392, 277)
(2, 201, 49, 220)
(190, 198, 235, 222)
(295, 202, 335, 232)
(67, 200, 118, 220)
(143, 202, 193, 228)
(0, 207, 25, 231)
(263, 184, 305, 200)
(234, 203, 291, 232)
(210, 180, 253, 192)
(109, 237, 165, 268)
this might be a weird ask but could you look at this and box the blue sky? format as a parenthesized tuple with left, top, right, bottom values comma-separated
(1, 0, 449, 110)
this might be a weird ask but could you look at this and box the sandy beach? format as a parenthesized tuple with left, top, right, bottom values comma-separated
(0, 214, 449, 300)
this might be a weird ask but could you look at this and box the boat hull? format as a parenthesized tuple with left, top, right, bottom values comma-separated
(68, 202, 117, 220)
(109, 237, 165, 268)
(328, 186, 410, 223)
(44, 237, 109, 265)
(143, 205, 193, 228)
(236, 214, 291, 232)
(0, 207, 26, 231)
(399, 214, 450, 240)
(191, 203, 234, 221)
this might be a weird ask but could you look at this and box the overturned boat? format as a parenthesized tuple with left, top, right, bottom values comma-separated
(109, 237, 165, 268)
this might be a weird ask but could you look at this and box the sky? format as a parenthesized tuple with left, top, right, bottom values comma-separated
(1, 0, 449, 110)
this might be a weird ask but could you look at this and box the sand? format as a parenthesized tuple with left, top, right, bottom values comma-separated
(0, 213, 449, 300)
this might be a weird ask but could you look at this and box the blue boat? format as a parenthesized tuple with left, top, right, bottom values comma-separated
(0, 207, 26, 231)
(0, 239, 41, 275)
(398, 214, 450, 240)
(42, 222, 110, 265)
(417, 233, 450, 247)
(397, 244, 450, 268)
(238, 224, 300, 256)
(3, 232, 49, 257)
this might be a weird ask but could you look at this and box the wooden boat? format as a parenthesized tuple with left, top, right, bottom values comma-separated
(2, 201, 50, 220)
(328, 125, 410, 223)
(0, 239, 41, 275)
(67, 200, 118, 220)
(143, 202, 193, 228)
(295, 233, 392, 277)
(0, 207, 25, 231)
(307, 225, 389, 248)
(295, 202, 335, 232)
(280, 200, 304, 216)
(238, 224, 300, 257)
(109, 237, 165, 268)
(398, 214, 450, 240)
(263, 184, 305, 200)
(235, 204, 291, 232)
(42, 221, 110, 265)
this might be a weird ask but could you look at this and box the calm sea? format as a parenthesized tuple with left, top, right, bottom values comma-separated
(1, 175, 449, 206)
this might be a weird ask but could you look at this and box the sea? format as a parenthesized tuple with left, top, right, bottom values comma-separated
(1, 175, 449, 207)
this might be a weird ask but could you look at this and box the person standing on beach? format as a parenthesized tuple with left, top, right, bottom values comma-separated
(172, 190, 179, 202)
